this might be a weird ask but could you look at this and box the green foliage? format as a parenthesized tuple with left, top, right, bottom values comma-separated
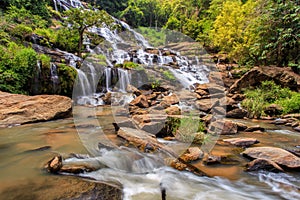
(0, 42, 38, 94)
(54, 27, 79, 53)
(56, 63, 77, 97)
(11, 24, 33, 41)
(137, 27, 166, 47)
(242, 80, 299, 117)
(2, 0, 50, 21)
(63, 8, 114, 57)
(163, 70, 176, 81)
(5, 6, 47, 29)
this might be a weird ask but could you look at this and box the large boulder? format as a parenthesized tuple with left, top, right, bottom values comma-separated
(208, 119, 238, 135)
(242, 147, 300, 169)
(223, 138, 259, 147)
(129, 94, 149, 108)
(0, 91, 72, 127)
(229, 66, 300, 93)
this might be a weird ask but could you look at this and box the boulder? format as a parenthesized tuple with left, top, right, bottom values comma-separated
(246, 158, 284, 172)
(196, 83, 225, 94)
(102, 92, 112, 104)
(195, 98, 219, 113)
(223, 138, 259, 147)
(161, 94, 179, 106)
(226, 108, 248, 119)
(165, 106, 181, 115)
(294, 126, 300, 132)
(236, 122, 248, 131)
(126, 85, 142, 96)
(242, 147, 300, 169)
(229, 66, 300, 93)
(46, 156, 63, 173)
(209, 120, 238, 135)
(244, 125, 265, 132)
(129, 95, 149, 108)
(0, 92, 72, 127)
(180, 147, 204, 162)
(264, 104, 283, 116)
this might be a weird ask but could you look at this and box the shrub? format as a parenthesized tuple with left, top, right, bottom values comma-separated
(242, 80, 299, 117)
(11, 24, 33, 41)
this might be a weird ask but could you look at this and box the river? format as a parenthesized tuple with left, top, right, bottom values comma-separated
(0, 106, 299, 200)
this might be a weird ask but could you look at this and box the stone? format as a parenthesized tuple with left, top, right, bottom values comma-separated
(242, 147, 300, 169)
(244, 125, 265, 132)
(196, 83, 225, 94)
(236, 122, 248, 131)
(229, 66, 300, 93)
(129, 95, 149, 108)
(209, 120, 238, 135)
(165, 106, 181, 115)
(102, 92, 112, 104)
(294, 126, 300, 132)
(283, 114, 300, 120)
(203, 155, 221, 165)
(264, 104, 283, 116)
(271, 118, 288, 125)
(231, 93, 245, 101)
(226, 108, 248, 119)
(60, 165, 95, 174)
(0, 92, 72, 127)
(126, 85, 142, 96)
(223, 138, 259, 147)
(195, 89, 209, 96)
(161, 94, 179, 106)
(246, 158, 284, 172)
(180, 147, 204, 162)
(46, 156, 63, 173)
(195, 98, 219, 113)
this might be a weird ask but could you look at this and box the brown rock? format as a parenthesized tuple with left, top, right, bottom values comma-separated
(102, 92, 112, 104)
(229, 66, 300, 93)
(226, 108, 248, 119)
(246, 158, 284, 172)
(283, 114, 300, 119)
(195, 98, 218, 113)
(209, 120, 238, 135)
(161, 94, 179, 106)
(196, 83, 225, 94)
(180, 147, 204, 162)
(195, 89, 209, 96)
(231, 93, 245, 101)
(236, 122, 248, 131)
(223, 138, 259, 147)
(165, 106, 181, 115)
(242, 147, 300, 169)
(0, 92, 71, 127)
(60, 165, 95, 174)
(264, 104, 283, 116)
(203, 155, 221, 165)
(46, 156, 63, 173)
(126, 85, 142, 96)
(244, 125, 265, 132)
(294, 126, 300, 132)
(129, 95, 149, 108)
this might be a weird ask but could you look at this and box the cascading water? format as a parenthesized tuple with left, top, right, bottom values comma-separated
(50, 63, 59, 92)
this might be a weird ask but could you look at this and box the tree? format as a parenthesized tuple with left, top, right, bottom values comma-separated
(64, 8, 114, 58)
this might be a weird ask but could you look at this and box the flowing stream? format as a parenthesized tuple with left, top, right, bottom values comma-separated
(0, 107, 300, 199)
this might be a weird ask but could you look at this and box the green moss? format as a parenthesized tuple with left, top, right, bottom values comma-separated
(57, 63, 77, 97)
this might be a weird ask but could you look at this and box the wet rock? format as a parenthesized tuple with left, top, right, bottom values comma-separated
(271, 118, 288, 125)
(294, 126, 300, 132)
(223, 138, 259, 147)
(208, 120, 238, 135)
(291, 121, 299, 127)
(230, 93, 245, 101)
(60, 165, 96, 174)
(129, 106, 149, 115)
(236, 122, 248, 131)
(226, 108, 248, 119)
(244, 125, 265, 132)
(283, 113, 300, 120)
(129, 95, 149, 108)
(246, 158, 284, 172)
(46, 155, 63, 173)
(180, 147, 204, 162)
(242, 147, 300, 169)
(165, 106, 181, 115)
(203, 155, 221, 165)
(102, 92, 112, 104)
(229, 66, 299, 93)
(0, 92, 72, 127)
(195, 89, 209, 97)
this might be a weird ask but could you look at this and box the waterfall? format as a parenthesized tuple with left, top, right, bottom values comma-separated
(105, 67, 112, 92)
(52, 0, 83, 11)
(50, 63, 59, 92)
(117, 69, 131, 93)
